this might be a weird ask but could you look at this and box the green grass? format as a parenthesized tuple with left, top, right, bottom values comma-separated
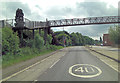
(2, 46, 63, 68)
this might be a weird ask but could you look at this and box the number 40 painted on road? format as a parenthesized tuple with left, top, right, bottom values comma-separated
(75, 67, 94, 73)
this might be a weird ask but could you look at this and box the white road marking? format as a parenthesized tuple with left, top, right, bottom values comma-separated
(69, 64, 102, 78)
(0, 52, 58, 82)
(0, 61, 41, 82)
(50, 59, 60, 68)
(100, 59, 120, 73)
(0, 48, 67, 82)
(34, 80, 38, 81)
(85, 47, 120, 73)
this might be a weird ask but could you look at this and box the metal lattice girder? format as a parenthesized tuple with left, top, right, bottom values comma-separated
(49, 16, 120, 27)
(1, 16, 120, 29)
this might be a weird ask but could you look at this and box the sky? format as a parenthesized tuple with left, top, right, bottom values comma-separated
(0, 0, 119, 40)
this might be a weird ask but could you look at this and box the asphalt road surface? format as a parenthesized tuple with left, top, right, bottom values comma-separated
(37, 46, 118, 81)
(3, 46, 118, 82)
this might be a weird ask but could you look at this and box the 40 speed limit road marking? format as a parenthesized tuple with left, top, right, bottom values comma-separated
(69, 64, 102, 78)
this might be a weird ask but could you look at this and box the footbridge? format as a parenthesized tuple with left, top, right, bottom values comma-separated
(0, 16, 119, 44)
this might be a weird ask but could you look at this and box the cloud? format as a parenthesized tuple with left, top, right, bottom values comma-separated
(48, 2, 117, 39)
(0, 2, 43, 21)
(44, 2, 117, 20)
(45, 6, 73, 20)
(65, 2, 118, 39)
(70, 2, 118, 18)
(0, 1, 118, 39)
(0, 2, 31, 19)
(65, 24, 114, 37)
(35, 5, 42, 10)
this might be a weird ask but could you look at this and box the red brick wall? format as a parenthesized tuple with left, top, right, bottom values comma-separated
(103, 34, 112, 46)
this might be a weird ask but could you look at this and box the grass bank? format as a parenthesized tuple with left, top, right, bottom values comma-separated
(3, 46, 63, 68)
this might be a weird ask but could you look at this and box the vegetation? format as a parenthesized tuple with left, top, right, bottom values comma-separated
(109, 26, 120, 45)
(54, 31, 95, 46)
(99, 37, 102, 43)
(2, 27, 20, 55)
(2, 27, 96, 68)
(2, 27, 63, 68)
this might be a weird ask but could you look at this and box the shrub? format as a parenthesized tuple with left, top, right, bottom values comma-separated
(34, 33, 44, 49)
(2, 27, 20, 55)
(109, 26, 120, 45)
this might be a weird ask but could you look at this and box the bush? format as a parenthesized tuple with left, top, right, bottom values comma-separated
(109, 26, 120, 45)
(0, 28, 2, 44)
(34, 33, 44, 49)
(2, 27, 20, 55)
(47, 34, 52, 44)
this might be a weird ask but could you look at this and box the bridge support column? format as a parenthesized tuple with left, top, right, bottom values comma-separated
(44, 27, 48, 45)
(19, 30, 23, 47)
(48, 27, 51, 34)
(32, 29, 35, 39)
(39, 28, 41, 36)
(2, 20, 5, 28)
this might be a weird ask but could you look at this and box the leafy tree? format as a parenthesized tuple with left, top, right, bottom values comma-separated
(70, 33, 79, 45)
(76, 32, 83, 45)
(109, 26, 120, 45)
(56, 33, 67, 46)
(100, 37, 102, 43)
(54, 31, 95, 46)
(0, 28, 1, 43)
(83, 36, 95, 45)
(47, 34, 52, 44)
(34, 33, 44, 49)
(2, 27, 20, 55)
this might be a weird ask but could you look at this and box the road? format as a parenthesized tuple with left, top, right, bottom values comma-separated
(37, 46, 118, 81)
(2, 46, 118, 82)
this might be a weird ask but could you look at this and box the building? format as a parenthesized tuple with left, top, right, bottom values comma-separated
(103, 34, 112, 46)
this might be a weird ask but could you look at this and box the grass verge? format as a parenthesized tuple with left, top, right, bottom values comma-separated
(3, 46, 63, 68)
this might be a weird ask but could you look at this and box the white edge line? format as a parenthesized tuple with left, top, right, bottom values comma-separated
(34, 80, 38, 81)
(0, 49, 64, 82)
(0, 61, 41, 82)
(0, 53, 56, 82)
(50, 59, 60, 68)
(85, 47, 120, 73)
(100, 59, 120, 73)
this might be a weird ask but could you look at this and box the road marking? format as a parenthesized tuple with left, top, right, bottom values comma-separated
(0, 49, 66, 82)
(85, 47, 120, 73)
(32, 80, 38, 83)
(0, 60, 42, 82)
(1, 62, 40, 81)
(0, 53, 56, 82)
(50, 59, 60, 68)
(34, 80, 38, 81)
(40, 58, 47, 62)
(69, 64, 102, 78)
(100, 59, 120, 73)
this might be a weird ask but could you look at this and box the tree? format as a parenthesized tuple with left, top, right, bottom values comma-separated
(2, 27, 20, 55)
(34, 33, 44, 49)
(76, 32, 83, 45)
(100, 37, 102, 43)
(70, 33, 79, 45)
(54, 31, 95, 46)
(83, 36, 95, 45)
(109, 26, 120, 45)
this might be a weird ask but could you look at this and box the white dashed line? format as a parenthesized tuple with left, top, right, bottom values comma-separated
(50, 59, 60, 68)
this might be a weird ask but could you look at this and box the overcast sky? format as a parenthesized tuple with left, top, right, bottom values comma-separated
(0, 0, 119, 40)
